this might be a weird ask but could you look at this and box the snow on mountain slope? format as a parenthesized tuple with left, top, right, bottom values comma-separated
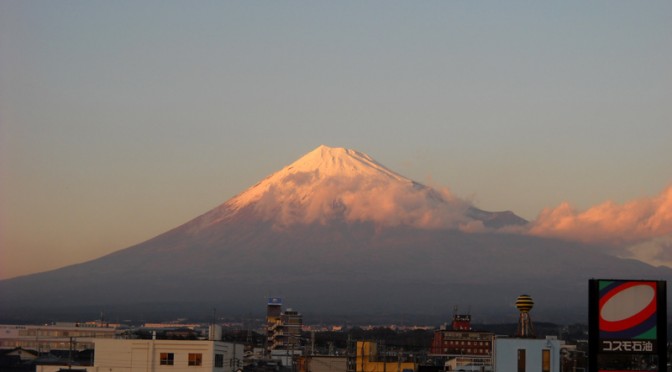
(201, 145, 515, 230)
(230, 145, 411, 208)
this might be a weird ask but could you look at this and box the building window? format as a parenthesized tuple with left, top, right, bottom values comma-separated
(160, 353, 174, 366)
(189, 353, 203, 366)
(542, 349, 550, 372)
(517, 349, 526, 372)
(215, 354, 224, 368)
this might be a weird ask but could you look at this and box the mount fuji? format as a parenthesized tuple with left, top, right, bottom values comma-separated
(0, 145, 669, 323)
(191, 145, 527, 232)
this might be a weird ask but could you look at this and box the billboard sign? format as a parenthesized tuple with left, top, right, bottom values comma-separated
(589, 279, 667, 372)
(268, 297, 283, 306)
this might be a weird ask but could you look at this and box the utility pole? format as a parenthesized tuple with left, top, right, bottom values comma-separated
(233, 340, 237, 372)
(382, 341, 386, 372)
(68, 337, 74, 369)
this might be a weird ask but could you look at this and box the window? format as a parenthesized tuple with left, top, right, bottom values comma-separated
(160, 352, 174, 366)
(542, 349, 550, 372)
(188, 353, 203, 366)
(215, 354, 224, 368)
(517, 349, 526, 372)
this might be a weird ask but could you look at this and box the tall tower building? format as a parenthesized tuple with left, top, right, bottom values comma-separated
(278, 308, 302, 350)
(266, 297, 283, 352)
(515, 294, 536, 338)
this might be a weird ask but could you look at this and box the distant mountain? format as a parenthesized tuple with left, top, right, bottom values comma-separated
(198, 145, 528, 231)
(0, 145, 669, 324)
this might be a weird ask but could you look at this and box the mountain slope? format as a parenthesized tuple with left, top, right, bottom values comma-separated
(0, 145, 668, 323)
(191, 145, 527, 231)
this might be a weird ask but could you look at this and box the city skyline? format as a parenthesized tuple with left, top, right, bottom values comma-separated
(1, 1, 671, 279)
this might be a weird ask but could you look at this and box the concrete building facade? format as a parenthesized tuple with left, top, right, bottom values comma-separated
(37, 339, 243, 372)
(0, 323, 117, 352)
(430, 314, 494, 358)
(493, 337, 562, 372)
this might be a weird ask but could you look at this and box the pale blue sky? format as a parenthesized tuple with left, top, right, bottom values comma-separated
(1, 1, 671, 279)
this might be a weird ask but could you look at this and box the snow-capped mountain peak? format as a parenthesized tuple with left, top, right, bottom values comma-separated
(195, 145, 525, 231)
(212, 145, 467, 229)
(283, 145, 409, 181)
(227, 145, 413, 212)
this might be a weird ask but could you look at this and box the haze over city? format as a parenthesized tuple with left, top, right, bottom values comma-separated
(1, 1, 671, 281)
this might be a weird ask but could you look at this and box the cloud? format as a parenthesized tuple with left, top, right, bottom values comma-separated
(241, 160, 672, 269)
(528, 185, 672, 248)
(250, 170, 477, 230)
(622, 236, 672, 268)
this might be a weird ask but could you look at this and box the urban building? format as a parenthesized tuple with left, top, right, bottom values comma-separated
(266, 297, 283, 353)
(36, 338, 243, 372)
(0, 347, 39, 366)
(263, 298, 305, 368)
(493, 295, 562, 372)
(0, 323, 117, 353)
(267, 308, 304, 368)
(298, 356, 347, 372)
(493, 337, 562, 372)
(349, 341, 415, 372)
(270, 309, 303, 351)
(429, 312, 494, 370)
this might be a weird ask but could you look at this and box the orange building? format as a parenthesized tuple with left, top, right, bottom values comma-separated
(353, 341, 415, 372)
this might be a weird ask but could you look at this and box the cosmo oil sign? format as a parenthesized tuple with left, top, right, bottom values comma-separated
(589, 279, 667, 372)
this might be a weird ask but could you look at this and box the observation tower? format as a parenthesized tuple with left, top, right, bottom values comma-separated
(515, 294, 536, 338)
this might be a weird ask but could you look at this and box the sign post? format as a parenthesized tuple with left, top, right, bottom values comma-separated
(588, 279, 667, 372)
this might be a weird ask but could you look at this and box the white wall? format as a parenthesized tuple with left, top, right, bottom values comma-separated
(494, 338, 562, 372)
(91, 339, 243, 372)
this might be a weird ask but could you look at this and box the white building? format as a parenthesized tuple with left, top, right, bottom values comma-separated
(36, 339, 243, 372)
(0, 323, 117, 352)
(494, 337, 562, 372)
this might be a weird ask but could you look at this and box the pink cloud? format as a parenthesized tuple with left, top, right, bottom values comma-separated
(528, 185, 672, 247)
(248, 171, 476, 231)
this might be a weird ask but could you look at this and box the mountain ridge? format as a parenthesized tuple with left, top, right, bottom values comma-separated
(0, 145, 668, 323)
(210, 145, 527, 231)
(228, 145, 411, 212)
